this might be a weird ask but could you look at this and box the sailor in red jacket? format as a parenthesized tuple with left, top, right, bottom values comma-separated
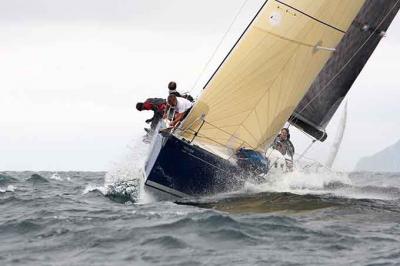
(136, 98, 167, 132)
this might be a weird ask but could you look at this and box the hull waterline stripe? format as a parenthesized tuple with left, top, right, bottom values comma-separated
(145, 180, 189, 198)
(181, 149, 232, 174)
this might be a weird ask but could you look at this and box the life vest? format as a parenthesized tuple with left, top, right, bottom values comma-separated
(143, 98, 167, 113)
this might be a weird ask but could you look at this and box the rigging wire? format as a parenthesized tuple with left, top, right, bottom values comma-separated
(189, 0, 250, 95)
(289, 0, 400, 124)
(295, 151, 334, 172)
(296, 139, 316, 163)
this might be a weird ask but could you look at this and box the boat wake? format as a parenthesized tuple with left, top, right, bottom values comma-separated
(248, 169, 400, 201)
(244, 169, 352, 195)
(177, 169, 400, 213)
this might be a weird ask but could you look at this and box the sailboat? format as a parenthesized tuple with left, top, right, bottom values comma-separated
(143, 0, 399, 199)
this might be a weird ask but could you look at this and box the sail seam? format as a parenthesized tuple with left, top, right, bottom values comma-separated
(202, 29, 308, 147)
(200, 120, 255, 149)
(275, 0, 346, 34)
(231, 38, 306, 150)
(202, 19, 334, 144)
(253, 27, 328, 48)
(203, 26, 313, 108)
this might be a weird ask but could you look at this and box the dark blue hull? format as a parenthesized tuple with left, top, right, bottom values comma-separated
(145, 134, 245, 199)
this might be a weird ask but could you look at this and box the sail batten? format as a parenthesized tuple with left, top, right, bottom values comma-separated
(275, 0, 347, 33)
(180, 0, 365, 155)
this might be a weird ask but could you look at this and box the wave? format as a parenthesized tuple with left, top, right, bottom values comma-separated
(141, 236, 190, 249)
(240, 168, 400, 201)
(134, 211, 322, 246)
(0, 219, 43, 235)
(177, 191, 338, 213)
(173, 169, 400, 213)
(244, 169, 351, 193)
(0, 174, 19, 186)
(83, 184, 108, 196)
(178, 189, 400, 214)
(83, 179, 142, 204)
(26, 174, 49, 184)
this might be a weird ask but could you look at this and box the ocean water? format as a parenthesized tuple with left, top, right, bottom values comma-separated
(1, 167, 400, 265)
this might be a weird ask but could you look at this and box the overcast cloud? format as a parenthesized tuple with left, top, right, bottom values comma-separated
(0, 0, 399, 171)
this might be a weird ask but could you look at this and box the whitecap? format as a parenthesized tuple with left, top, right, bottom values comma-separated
(0, 185, 16, 193)
(49, 173, 63, 181)
(83, 184, 108, 195)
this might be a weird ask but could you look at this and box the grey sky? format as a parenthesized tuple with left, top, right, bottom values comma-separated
(0, 0, 399, 171)
(0, 0, 170, 22)
(0, 0, 263, 32)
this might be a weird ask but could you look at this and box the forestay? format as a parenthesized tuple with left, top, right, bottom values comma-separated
(179, 0, 365, 156)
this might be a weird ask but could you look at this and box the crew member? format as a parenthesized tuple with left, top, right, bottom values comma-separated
(168, 81, 182, 97)
(271, 128, 295, 159)
(167, 81, 194, 102)
(166, 94, 193, 128)
(136, 98, 167, 131)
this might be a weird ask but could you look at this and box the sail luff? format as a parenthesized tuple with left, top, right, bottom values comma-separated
(201, 0, 270, 91)
(179, 0, 365, 156)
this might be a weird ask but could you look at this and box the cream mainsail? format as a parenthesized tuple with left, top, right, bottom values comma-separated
(179, 0, 365, 156)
